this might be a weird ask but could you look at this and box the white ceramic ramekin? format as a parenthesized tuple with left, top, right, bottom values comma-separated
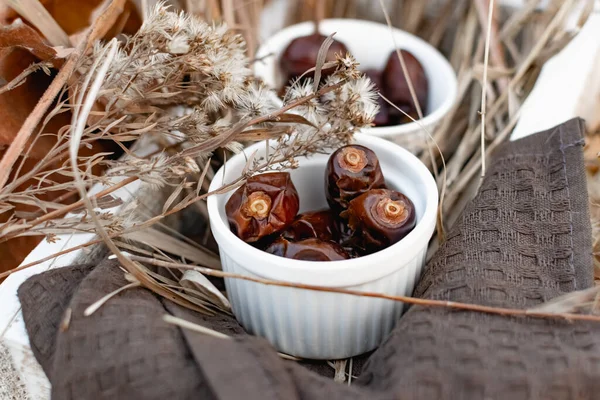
(254, 19, 458, 153)
(207, 134, 438, 359)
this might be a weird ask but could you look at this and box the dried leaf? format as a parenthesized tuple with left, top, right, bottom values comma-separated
(115, 122, 159, 137)
(180, 270, 231, 311)
(0, 202, 15, 214)
(142, 91, 182, 100)
(0, 60, 53, 95)
(239, 126, 294, 141)
(472, 64, 514, 81)
(122, 228, 221, 270)
(162, 180, 185, 214)
(68, 195, 123, 213)
(52, 45, 74, 58)
(84, 281, 141, 316)
(163, 315, 231, 339)
(170, 290, 216, 315)
(0, 221, 32, 235)
(180, 120, 248, 158)
(136, 263, 214, 315)
(0, 20, 70, 150)
(313, 32, 336, 92)
(277, 113, 317, 127)
(241, 149, 258, 176)
(507, 86, 520, 120)
(196, 158, 212, 196)
(0, 0, 139, 278)
(14, 210, 43, 219)
(6, 194, 64, 212)
(0, 19, 58, 63)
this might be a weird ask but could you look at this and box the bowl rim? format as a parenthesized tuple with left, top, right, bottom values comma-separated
(207, 133, 439, 280)
(253, 18, 458, 138)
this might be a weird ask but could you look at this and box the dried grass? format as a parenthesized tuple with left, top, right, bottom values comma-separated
(163, 314, 301, 360)
(127, 254, 600, 323)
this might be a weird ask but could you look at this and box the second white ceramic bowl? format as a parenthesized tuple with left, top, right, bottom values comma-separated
(254, 19, 458, 153)
(207, 134, 438, 359)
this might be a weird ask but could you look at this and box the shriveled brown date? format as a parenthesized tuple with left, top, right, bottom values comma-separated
(281, 210, 339, 242)
(280, 34, 349, 85)
(225, 172, 299, 243)
(336, 218, 360, 259)
(265, 237, 350, 261)
(342, 188, 416, 255)
(382, 50, 428, 122)
(325, 145, 386, 212)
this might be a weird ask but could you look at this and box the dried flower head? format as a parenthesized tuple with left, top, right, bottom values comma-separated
(0, 2, 378, 263)
(68, 3, 378, 183)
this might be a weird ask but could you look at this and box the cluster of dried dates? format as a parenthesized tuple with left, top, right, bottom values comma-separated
(279, 33, 429, 126)
(226, 145, 416, 261)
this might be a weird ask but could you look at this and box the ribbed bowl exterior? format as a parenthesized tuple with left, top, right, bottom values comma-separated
(220, 248, 427, 359)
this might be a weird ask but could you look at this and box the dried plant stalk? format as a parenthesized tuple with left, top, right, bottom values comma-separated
(131, 255, 600, 324)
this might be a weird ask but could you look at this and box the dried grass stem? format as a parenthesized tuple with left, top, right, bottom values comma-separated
(130, 255, 600, 324)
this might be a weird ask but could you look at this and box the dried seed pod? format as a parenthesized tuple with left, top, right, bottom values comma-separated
(342, 188, 416, 255)
(279, 33, 349, 85)
(281, 209, 340, 242)
(364, 69, 391, 126)
(265, 237, 350, 262)
(226, 172, 300, 242)
(325, 145, 386, 212)
(382, 50, 428, 119)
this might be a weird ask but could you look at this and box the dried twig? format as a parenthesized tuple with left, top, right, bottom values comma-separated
(479, 0, 495, 177)
(69, 37, 212, 315)
(0, 176, 138, 243)
(132, 255, 600, 324)
(0, 61, 52, 95)
(84, 280, 141, 316)
(163, 314, 301, 360)
(377, 0, 423, 119)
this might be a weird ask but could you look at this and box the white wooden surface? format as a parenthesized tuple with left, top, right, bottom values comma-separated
(511, 5, 600, 140)
(1, 4, 599, 399)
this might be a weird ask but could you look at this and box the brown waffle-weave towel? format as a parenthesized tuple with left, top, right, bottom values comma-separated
(18, 118, 599, 399)
(356, 117, 599, 398)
